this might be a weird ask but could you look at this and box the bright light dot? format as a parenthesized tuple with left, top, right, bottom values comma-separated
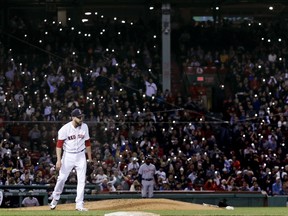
(95, 12, 98, 15)
(263, 78, 265, 82)
(59, 28, 62, 31)
(153, 35, 157, 38)
(78, 31, 81, 34)
(130, 22, 134, 25)
(101, 15, 104, 18)
(248, 23, 251, 26)
(52, 21, 56, 24)
(39, 40, 42, 43)
(82, 19, 88, 23)
(85, 12, 92, 15)
(258, 65, 262, 69)
(100, 32, 103, 35)
(215, 6, 219, 10)
(68, 17, 71, 21)
(44, 19, 47, 22)
(149, 6, 154, 10)
(278, 38, 282, 42)
(118, 32, 121, 35)
(279, 57, 282, 61)
(114, 17, 117, 20)
(269, 6, 273, 10)
(45, 31, 48, 35)
(267, 39, 271, 42)
(58, 21, 62, 25)
(106, 48, 109, 51)
(24, 34, 27, 37)
(88, 34, 91, 37)
(137, 50, 140, 54)
(261, 37, 264, 40)
(102, 29, 105, 32)
(259, 22, 262, 26)
(121, 20, 126, 23)
(71, 27, 74, 30)
(72, 52, 75, 55)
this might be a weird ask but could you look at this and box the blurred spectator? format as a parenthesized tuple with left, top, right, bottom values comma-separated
(272, 177, 283, 195)
(28, 125, 41, 151)
(21, 195, 40, 207)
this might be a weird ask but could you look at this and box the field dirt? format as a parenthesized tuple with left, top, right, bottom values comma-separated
(17, 198, 219, 211)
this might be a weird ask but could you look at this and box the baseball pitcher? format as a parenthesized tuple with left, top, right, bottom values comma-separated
(49, 108, 92, 211)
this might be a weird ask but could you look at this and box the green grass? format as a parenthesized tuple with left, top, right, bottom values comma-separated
(1, 208, 288, 216)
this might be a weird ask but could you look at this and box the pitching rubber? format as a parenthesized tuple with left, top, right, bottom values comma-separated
(104, 212, 160, 216)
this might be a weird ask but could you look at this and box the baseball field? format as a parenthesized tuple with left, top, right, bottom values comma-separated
(0, 198, 287, 216)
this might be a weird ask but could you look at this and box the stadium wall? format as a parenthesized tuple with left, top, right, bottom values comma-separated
(2, 185, 288, 207)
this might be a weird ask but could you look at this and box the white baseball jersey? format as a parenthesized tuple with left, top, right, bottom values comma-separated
(58, 122, 90, 152)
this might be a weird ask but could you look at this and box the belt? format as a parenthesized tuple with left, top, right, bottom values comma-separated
(65, 149, 85, 154)
(142, 178, 153, 181)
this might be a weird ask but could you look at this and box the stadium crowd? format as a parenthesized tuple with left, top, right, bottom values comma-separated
(0, 10, 288, 208)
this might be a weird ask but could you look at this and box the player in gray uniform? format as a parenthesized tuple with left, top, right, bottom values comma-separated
(138, 155, 157, 198)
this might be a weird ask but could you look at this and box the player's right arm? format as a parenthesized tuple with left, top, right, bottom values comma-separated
(55, 140, 64, 170)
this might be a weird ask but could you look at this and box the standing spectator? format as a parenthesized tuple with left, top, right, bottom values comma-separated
(28, 124, 41, 151)
(144, 77, 157, 97)
(5, 60, 16, 81)
(127, 157, 140, 173)
(0, 89, 6, 105)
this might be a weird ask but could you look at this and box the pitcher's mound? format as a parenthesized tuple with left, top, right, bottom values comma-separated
(17, 198, 220, 211)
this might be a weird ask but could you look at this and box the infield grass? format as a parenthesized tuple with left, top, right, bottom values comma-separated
(1, 208, 288, 216)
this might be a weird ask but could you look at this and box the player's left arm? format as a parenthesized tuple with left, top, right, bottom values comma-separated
(153, 166, 158, 183)
(84, 124, 92, 161)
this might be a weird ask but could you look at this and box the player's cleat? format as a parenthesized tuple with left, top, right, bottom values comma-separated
(50, 199, 58, 210)
(76, 207, 88, 211)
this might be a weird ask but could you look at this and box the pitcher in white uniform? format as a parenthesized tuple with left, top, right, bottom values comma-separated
(49, 108, 92, 211)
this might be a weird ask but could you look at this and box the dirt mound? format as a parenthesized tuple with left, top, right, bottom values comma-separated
(17, 198, 219, 211)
